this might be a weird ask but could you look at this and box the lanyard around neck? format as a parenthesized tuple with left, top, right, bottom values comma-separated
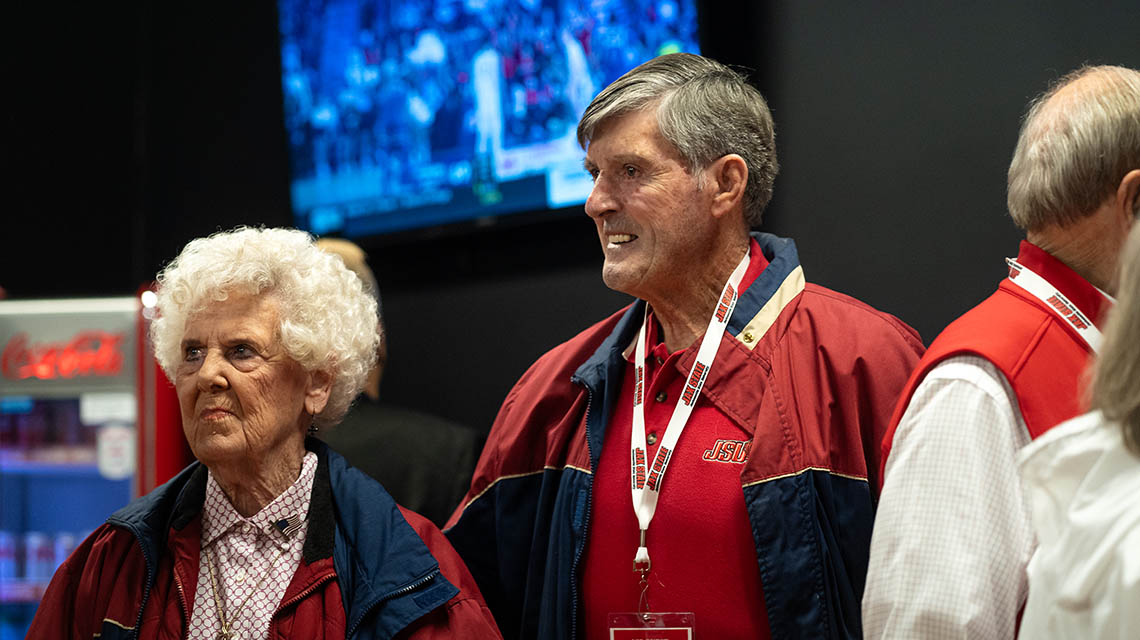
(629, 251, 751, 573)
(1005, 257, 1102, 353)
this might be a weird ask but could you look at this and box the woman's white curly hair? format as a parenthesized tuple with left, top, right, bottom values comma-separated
(151, 227, 379, 428)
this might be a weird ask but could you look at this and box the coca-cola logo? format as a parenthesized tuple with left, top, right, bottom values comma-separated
(1, 331, 125, 380)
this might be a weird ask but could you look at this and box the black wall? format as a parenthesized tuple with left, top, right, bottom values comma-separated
(6, 2, 1140, 433)
(761, 3, 1140, 344)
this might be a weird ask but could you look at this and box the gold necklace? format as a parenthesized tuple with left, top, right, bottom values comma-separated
(204, 541, 288, 640)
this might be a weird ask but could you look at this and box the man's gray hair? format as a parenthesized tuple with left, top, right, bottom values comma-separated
(1093, 222, 1140, 456)
(1007, 65, 1140, 231)
(577, 53, 778, 228)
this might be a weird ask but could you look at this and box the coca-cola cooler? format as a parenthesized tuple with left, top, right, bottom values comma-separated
(0, 295, 189, 638)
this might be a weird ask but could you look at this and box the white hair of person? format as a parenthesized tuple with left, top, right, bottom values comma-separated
(1092, 222, 1140, 456)
(1007, 65, 1140, 231)
(151, 227, 380, 429)
(577, 52, 778, 228)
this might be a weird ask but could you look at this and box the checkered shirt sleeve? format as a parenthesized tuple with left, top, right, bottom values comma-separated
(863, 356, 1034, 639)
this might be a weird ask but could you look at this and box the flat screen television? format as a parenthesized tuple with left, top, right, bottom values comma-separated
(277, 0, 701, 239)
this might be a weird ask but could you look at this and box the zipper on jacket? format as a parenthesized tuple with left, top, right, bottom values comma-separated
(568, 377, 597, 640)
(173, 569, 190, 632)
(269, 569, 337, 635)
(275, 569, 336, 613)
(128, 526, 156, 640)
(346, 568, 441, 639)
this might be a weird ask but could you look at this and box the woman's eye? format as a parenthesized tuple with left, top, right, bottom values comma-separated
(231, 344, 254, 359)
(624, 165, 637, 178)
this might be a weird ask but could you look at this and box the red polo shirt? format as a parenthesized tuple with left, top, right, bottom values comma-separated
(582, 241, 771, 639)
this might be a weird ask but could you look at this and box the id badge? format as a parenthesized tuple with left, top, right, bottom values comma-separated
(607, 612, 695, 639)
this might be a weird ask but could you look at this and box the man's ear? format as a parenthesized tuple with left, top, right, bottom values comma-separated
(707, 154, 748, 219)
(305, 370, 333, 416)
(1118, 168, 1140, 221)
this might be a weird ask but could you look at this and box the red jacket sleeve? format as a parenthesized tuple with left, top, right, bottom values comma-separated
(27, 525, 148, 639)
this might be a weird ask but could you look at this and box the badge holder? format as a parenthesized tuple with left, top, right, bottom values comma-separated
(607, 558, 694, 639)
(607, 612, 695, 639)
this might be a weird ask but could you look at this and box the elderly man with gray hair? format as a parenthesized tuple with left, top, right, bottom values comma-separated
(866, 65, 1140, 639)
(444, 52, 925, 639)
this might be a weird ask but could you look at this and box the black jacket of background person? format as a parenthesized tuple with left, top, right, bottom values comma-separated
(321, 396, 480, 526)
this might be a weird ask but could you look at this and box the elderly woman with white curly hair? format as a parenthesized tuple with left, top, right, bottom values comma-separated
(30, 227, 501, 640)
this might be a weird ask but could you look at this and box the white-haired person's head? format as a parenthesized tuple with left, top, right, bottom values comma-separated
(152, 226, 379, 430)
(24, 226, 503, 638)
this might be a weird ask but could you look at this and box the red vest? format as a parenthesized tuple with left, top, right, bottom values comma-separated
(879, 242, 1110, 486)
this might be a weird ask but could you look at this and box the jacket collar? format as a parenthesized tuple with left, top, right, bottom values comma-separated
(107, 438, 457, 637)
(731, 233, 803, 337)
(314, 438, 458, 636)
(110, 443, 337, 557)
(106, 460, 204, 582)
(1014, 240, 1113, 329)
(576, 232, 802, 374)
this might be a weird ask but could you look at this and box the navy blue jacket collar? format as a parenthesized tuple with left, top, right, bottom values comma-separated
(106, 438, 457, 638)
(573, 231, 801, 386)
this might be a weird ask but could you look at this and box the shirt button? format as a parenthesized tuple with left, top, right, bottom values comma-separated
(655, 356, 665, 365)
(236, 568, 246, 583)
(647, 432, 658, 445)
(655, 391, 667, 403)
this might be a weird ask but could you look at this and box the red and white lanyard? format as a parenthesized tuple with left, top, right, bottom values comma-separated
(1006, 257, 1102, 353)
(629, 252, 750, 573)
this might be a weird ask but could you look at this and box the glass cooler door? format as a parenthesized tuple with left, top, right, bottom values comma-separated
(0, 298, 139, 639)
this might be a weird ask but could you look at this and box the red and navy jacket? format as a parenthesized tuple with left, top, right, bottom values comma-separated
(880, 241, 1111, 482)
(444, 233, 925, 640)
(29, 439, 502, 639)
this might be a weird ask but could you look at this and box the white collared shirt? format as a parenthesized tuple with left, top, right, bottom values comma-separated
(188, 451, 317, 640)
(1018, 411, 1140, 640)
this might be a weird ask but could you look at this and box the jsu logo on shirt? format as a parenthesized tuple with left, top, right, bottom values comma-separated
(701, 439, 751, 464)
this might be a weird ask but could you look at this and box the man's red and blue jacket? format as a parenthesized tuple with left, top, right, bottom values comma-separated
(444, 233, 925, 639)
